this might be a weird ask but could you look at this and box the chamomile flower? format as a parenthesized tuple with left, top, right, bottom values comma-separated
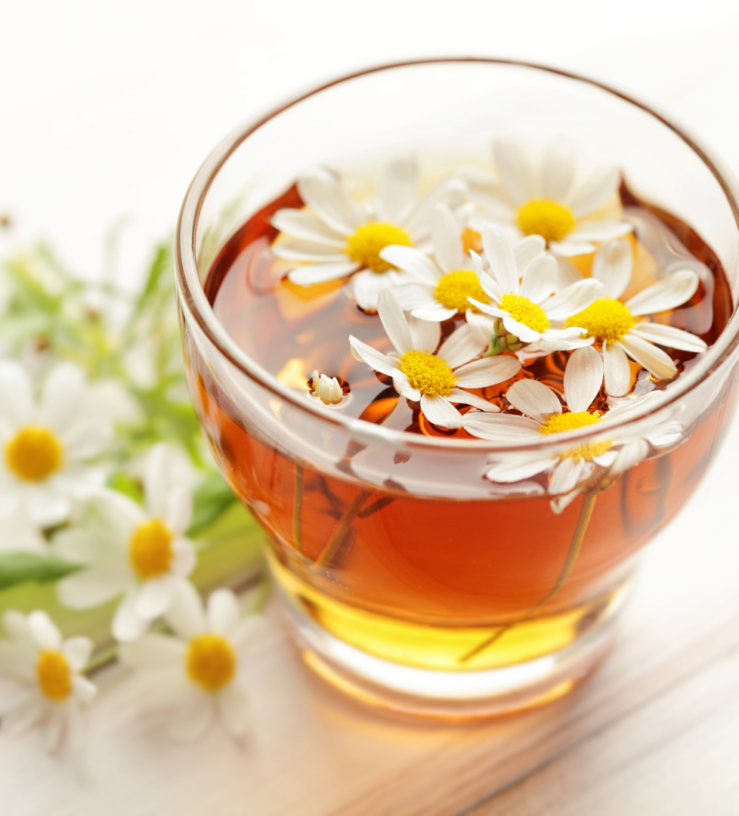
(467, 226, 604, 354)
(563, 239, 706, 396)
(349, 289, 521, 429)
(271, 157, 467, 311)
(0, 361, 112, 529)
(119, 583, 256, 742)
(308, 371, 345, 406)
(381, 204, 545, 335)
(0, 610, 97, 753)
(462, 347, 682, 512)
(53, 445, 196, 642)
(464, 137, 632, 256)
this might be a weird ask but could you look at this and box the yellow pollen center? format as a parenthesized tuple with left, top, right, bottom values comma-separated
(499, 293, 551, 333)
(538, 411, 612, 461)
(565, 297, 636, 342)
(516, 199, 576, 243)
(434, 270, 490, 313)
(4, 426, 64, 482)
(345, 222, 412, 273)
(186, 634, 236, 692)
(36, 650, 73, 702)
(128, 519, 174, 580)
(398, 350, 457, 397)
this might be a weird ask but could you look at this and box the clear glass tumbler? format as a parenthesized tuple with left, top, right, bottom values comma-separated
(175, 59, 739, 719)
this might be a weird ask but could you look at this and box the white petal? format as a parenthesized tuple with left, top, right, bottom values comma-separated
(377, 289, 413, 354)
(135, 577, 175, 620)
(28, 611, 61, 651)
(52, 527, 120, 565)
(72, 674, 98, 704)
(165, 580, 206, 640)
(555, 256, 586, 290)
(408, 315, 441, 352)
(271, 208, 346, 246)
(502, 315, 540, 343)
(541, 278, 604, 320)
(540, 139, 576, 202)
(482, 226, 519, 293)
(272, 239, 346, 262)
(171, 539, 197, 577)
(297, 169, 362, 235)
(119, 633, 186, 668)
(485, 455, 552, 482)
(568, 221, 632, 242)
(449, 389, 500, 412)
(625, 269, 700, 316)
(569, 166, 620, 217)
(352, 269, 393, 312)
(404, 179, 468, 236)
(380, 245, 440, 284)
(57, 565, 129, 609)
(165, 486, 192, 535)
(462, 413, 542, 440)
(0, 361, 32, 428)
(3, 610, 33, 644)
(455, 355, 521, 388)
(507, 379, 562, 422)
(592, 239, 633, 300)
(630, 322, 707, 352)
(563, 346, 603, 412)
(603, 340, 632, 397)
(377, 156, 419, 224)
(610, 439, 650, 476)
(23, 483, 72, 529)
(550, 240, 596, 257)
(170, 689, 215, 743)
(466, 309, 495, 346)
(392, 282, 435, 312)
(493, 138, 537, 205)
(38, 363, 86, 432)
(549, 458, 587, 495)
(1, 692, 45, 737)
(62, 637, 93, 672)
(431, 204, 464, 273)
(514, 235, 547, 272)
(477, 270, 505, 302)
(112, 590, 149, 642)
(392, 371, 420, 401)
(420, 395, 462, 429)
(287, 260, 359, 285)
(619, 335, 678, 380)
(349, 336, 400, 377)
(520, 254, 557, 303)
(207, 589, 240, 637)
(438, 324, 486, 369)
(412, 304, 457, 322)
(217, 684, 250, 739)
(60, 420, 112, 460)
(145, 444, 170, 519)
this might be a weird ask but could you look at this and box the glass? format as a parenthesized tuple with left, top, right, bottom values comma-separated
(175, 59, 739, 719)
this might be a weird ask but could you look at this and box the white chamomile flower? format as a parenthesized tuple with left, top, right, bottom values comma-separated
(464, 137, 632, 256)
(381, 203, 545, 336)
(349, 289, 521, 429)
(271, 157, 467, 311)
(0, 610, 96, 753)
(562, 239, 707, 396)
(308, 370, 346, 407)
(53, 445, 196, 642)
(462, 347, 682, 512)
(467, 225, 604, 354)
(119, 583, 257, 743)
(0, 361, 112, 529)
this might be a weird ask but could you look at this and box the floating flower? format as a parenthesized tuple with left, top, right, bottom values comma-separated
(349, 289, 521, 429)
(308, 371, 345, 406)
(562, 239, 706, 396)
(119, 583, 257, 742)
(462, 347, 682, 511)
(0, 610, 96, 753)
(0, 361, 112, 529)
(271, 158, 467, 310)
(464, 137, 632, 256)
(467, 226, 604, 354)
(53, 445, 196, 642)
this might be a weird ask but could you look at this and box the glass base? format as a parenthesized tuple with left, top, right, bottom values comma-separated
(277, 581, 631, 721)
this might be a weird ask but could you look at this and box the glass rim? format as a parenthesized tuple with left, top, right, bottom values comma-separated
(175, 56, 739, 454)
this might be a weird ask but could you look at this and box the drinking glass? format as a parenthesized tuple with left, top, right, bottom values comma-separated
(175, 59, 739, 719)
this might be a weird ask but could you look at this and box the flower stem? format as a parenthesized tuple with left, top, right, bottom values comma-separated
(293, 464, 304, 556)
(458, 491, 598, 665)
(311, 490, 369, 572)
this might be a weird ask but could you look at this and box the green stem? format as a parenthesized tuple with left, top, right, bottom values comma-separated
(458, 491, 598, 665)
(310, 490, 369, 572)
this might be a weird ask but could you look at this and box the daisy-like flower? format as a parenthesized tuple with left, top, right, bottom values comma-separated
(467, 225, 604, 354)
(349, 289, 521, 429)
(53, 445, 196, 642)
(0, 610, 96, 753)
(271, 157, 467, 311)
(462, 347, 682, 512)
(463, 137, 632, 256)
(0, 361, 112, 529)
(562, 239, 707, 396)
(308, 371, 345, 406)
(119, 582, 256, 742)
(381, 203, 545, 337)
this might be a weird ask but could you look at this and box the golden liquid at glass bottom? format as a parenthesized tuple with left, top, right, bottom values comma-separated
(269, 552, 630, 673)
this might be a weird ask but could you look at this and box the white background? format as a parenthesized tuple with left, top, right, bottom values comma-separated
(2, 0, 739, 281)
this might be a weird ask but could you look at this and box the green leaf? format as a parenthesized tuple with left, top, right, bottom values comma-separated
(0, 553, 80, 592)
(187, 470, 240, 538)
(107, 472, 144, 504)
(136, 243, 173, 312)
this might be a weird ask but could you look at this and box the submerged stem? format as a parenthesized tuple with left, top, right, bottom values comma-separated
(293, 464, 304, 556)
(311, 490, 369, 572)
(458, 491, 598, 665)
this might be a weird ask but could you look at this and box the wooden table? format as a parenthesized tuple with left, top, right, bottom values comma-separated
(3, 410, 739, 816)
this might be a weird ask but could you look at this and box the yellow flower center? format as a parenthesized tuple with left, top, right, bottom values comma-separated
(538, 411, 612, 461)
(434, 270, 490, 313)
(516, 199, 576, 244)
(398, 350, 457, 397)
(128, 518, 174, 580)
(36, 650, 73, 702)
(186, 634, 236, 692)
(565, 297, 636, 342)
(4, 426, 64, 482)
(345, 222, 412, 273)
(499, 293, 551, 333)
